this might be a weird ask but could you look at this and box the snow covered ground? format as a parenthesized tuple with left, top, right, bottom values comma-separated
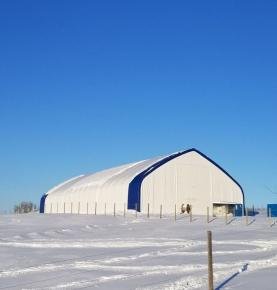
(0, 211, 276, 289)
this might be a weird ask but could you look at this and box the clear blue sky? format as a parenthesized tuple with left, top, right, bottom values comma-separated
(0, 0, 277, 212)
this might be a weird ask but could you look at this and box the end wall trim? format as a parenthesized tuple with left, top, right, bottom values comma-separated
(128, 148, 245, 212)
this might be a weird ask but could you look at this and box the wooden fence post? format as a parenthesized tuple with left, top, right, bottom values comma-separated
(207, 231, 214, 290)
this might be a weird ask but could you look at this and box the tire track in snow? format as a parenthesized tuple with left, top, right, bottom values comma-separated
(1, 238, 274, 250)
(0, 239, 275, 278)
(1, 237, 277, 290)
(25, 256, 277, 290)
(0, 238, 201, 249)
(136, 255, 277, 290)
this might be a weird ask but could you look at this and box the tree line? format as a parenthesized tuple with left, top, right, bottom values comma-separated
(14, 201, 37, 214)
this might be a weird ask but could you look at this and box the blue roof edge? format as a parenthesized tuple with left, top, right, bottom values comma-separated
(39, 194, 48, 213)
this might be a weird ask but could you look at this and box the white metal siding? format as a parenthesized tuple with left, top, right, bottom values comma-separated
(141, 151, 243, 214)
(44, 150, 243, 215)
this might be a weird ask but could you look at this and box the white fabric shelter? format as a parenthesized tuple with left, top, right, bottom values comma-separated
(41, 149, 244, 215)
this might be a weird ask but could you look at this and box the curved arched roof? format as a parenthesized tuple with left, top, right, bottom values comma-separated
(41, 148, 244, 213)
(46, 154, 164, 197)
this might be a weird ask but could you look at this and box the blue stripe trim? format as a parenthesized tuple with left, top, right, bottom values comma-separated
(39, 194, 48, 213)
(127, 148, 245, 212)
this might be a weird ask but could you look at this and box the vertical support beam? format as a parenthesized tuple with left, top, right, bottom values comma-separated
(70, 202, 72, 214)
(147, 203, 150, 218)
(207, 231, 214, 290)
(269, 208, 272, 226)
(160, 204, 162, 219)
(124, 203, 126, 217)
(105, 203, 106, 216)
(50, 203, 52, 214)
(207, 206, 209, 223)
(56, 203, 58, 213)
(135, 203, 138, 218)
(95, 202, 97, 215)
(113, 203, 116, 217)
(86, 202, 88, 215)
(225, 207, 228, 225)
(63, 202, 65, 214)
(189, 205, 192, 223)
(174, 204, 176, 222)
(78, 202, 80, 215)
(245, 208, 248, 226)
